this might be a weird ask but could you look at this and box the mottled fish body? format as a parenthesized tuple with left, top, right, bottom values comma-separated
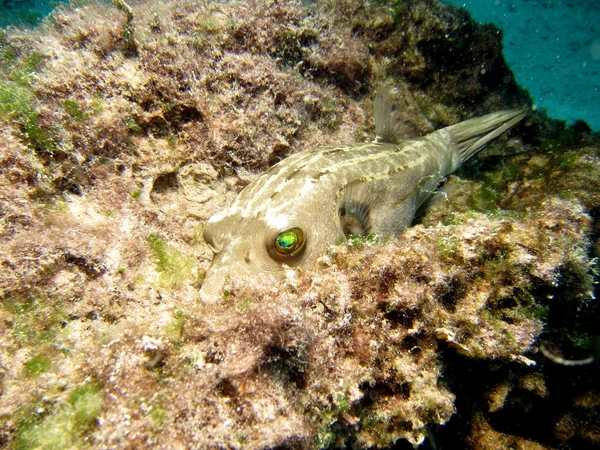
(200, 91, 526, 303)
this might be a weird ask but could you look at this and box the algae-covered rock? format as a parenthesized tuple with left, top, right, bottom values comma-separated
(0, 0, 598, 448)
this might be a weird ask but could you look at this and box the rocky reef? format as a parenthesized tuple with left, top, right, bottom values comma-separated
(0, 0, 598, 448)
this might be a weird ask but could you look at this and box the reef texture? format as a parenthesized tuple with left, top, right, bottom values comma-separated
(0, 0, 598, 448)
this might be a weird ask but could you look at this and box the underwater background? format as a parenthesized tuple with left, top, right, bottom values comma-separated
(0, 0, 598, 449)
(2, 0, 599, 130)
(441, 0, 600, 131)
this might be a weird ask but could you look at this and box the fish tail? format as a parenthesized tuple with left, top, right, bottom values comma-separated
(446, 108, 527, 170)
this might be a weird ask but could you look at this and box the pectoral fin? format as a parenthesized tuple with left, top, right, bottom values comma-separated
(339, 201, 371, 237)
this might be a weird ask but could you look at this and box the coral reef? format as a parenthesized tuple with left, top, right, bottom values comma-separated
(0, 0, 598, 448)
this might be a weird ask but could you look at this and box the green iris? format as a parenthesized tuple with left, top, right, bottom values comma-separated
(278, 231, 297, 248)
(274, 228, 305, 256)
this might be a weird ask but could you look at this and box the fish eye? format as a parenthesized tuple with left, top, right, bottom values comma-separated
(273, 228, 305, 257)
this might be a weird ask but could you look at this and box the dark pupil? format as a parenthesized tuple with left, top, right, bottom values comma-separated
(278, 232, 297, 248)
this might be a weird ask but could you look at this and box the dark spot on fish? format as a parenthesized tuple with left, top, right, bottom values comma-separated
(285, 168, 302, 180)
(311, 170, 329, 181)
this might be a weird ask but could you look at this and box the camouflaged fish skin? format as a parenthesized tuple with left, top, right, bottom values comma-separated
(200, 108, 526, 303)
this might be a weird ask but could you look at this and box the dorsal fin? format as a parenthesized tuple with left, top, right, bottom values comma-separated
(375, 87, 399, 143)
(374, 87, 428, 143)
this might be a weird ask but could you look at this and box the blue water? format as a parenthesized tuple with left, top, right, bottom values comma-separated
(0, 0, 67, 28)
(441, 0, 600, 131)
(2, 0, 599, 130)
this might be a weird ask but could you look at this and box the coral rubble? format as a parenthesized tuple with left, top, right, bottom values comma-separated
(0, 0, 598, 448)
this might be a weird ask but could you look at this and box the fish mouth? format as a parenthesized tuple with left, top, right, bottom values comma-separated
(199, 285, 222, 304)
(199, 260, 254, 304)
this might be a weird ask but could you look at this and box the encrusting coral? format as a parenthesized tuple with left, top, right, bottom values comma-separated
(0, 0, 598, 448)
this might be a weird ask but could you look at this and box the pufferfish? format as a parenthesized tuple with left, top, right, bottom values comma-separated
(200, 89, 526, 303)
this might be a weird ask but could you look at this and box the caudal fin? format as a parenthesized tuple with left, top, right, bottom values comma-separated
(447, 108, 527, 170)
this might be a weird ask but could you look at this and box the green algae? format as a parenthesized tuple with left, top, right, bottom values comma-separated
(68, 382, 103, 431)
(441, 213, 468, 226)
(147, 233, 171, 272)
(165, 309, 186, 346)
(147, 233, 198, 289)
(167, 134, 177, 148)
(312, 391, 357, 448)
(233, 430, 247, 445)
(90, 96, 104, 115)
(14, 382, 102, 450)
(0, 51, 57, 153)
(0, 79, 56, 153)
(63, 99, 89, 121)
(346, 233, 380, 249)
(235, 296, 253, 314)
(24, 354, 51, 377)
(435, 235, 458, 259)
(0, 79, 34, 119)
(3, 293, 67, 347)
(124, 116, 143, 133)
(149, 403, 170, 430)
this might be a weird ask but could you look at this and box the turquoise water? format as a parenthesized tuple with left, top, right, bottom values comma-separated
(0, 0, 68, 28)
(441, 0, 600, 131)
(1, 0, 599, 130)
